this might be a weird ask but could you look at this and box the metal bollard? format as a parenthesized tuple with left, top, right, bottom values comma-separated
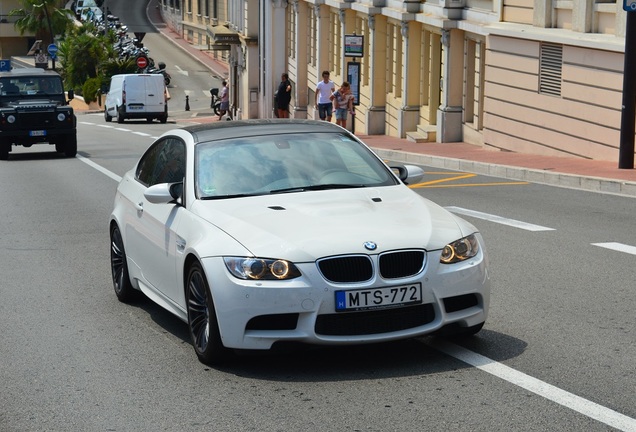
(185, 95, 190, 111)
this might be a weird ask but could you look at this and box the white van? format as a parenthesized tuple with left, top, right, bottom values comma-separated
(104, 74, 168, 124)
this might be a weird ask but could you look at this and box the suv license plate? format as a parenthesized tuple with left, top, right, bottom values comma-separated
(335, 283, 422, 312)
(29, 130, 46, 137)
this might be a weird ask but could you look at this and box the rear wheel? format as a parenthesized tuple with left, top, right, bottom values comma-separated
(110, 225, 139, 302)
(186, 262, 232, 365)
(117, 106, 125, 124)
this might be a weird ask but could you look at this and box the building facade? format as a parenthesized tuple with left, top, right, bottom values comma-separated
(0, 0, 38, 59)
(163, 0, 629, 162)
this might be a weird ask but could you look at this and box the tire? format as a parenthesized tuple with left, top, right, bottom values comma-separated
(213, 103, 220, 116)
(117, 106, 125, 124)
(64, 134, 77, 158)
(0, 144, 9, 161)
(186, 262, 232, 365)
(55, 142, 64, 153)
(104, 109, 112, 122)
(164, 76, 170, 86)
(436, 322, 484, 338)
(110, 224, 139, 303)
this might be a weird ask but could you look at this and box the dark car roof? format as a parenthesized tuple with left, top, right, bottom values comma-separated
(183, 119, 349, 143)
(0, 68, 62, 79)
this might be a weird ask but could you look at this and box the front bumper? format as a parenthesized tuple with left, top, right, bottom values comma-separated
(201, 235, 491, 350)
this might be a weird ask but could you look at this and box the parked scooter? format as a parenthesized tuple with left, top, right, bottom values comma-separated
(210, 88, 221, 116)
(145, 61, 171, 86)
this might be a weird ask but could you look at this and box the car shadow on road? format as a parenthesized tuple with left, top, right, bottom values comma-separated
(134, 297, 528, 381)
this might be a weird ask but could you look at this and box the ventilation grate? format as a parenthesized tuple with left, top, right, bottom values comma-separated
(539, 43, 562, 97)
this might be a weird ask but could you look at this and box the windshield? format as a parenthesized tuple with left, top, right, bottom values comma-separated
(195, 132, 398, 199)
(0, 76, 63, 96)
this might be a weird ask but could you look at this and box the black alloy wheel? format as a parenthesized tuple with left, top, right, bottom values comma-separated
(186, 262, 231, 365)
(110, 225, 138, 302)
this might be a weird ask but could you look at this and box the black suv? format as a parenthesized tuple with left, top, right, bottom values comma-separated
(0, 68, 77, 160)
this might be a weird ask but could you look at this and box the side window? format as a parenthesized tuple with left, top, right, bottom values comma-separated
(136, 137, 186, 186)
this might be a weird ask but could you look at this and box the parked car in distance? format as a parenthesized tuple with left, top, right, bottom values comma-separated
(104, 74, 168, 124)
(109, 120, 491, 365)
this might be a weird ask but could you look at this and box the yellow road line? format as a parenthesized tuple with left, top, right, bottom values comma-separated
(411, 181, 529, 188)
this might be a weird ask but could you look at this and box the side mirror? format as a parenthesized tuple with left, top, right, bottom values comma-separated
(67, 89, 74, 100)
(144, 182, 183, 204)
(390, 164, 425, 185)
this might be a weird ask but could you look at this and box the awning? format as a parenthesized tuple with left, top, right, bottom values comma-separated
(207, 25, 241, 45)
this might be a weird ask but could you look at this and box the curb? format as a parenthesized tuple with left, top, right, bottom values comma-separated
(371, 148, 636, 198)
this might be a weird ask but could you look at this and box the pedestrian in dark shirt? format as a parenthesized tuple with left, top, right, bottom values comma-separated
(275, 73, 292, 118)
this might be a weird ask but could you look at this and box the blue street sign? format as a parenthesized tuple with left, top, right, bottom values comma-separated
(0, 59, 11, 71)
(47, 44, 58, 56)
(624, 0, 636, 11)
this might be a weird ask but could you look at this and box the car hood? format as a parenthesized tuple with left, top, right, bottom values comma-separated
(190, 186, 472, 261)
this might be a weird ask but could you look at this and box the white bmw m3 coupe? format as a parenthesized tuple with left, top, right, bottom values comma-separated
(109, 119, 490, 365)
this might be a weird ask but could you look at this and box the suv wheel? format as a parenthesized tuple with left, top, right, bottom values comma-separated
(64, 135, 77, 158)
(0, 144, 9, 161)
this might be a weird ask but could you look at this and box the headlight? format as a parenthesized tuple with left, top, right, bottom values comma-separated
(440, 234, 480, 264)
(7, 115, 16, 123)
(57, 113, 66, 121)
(224, 257, 302, 280)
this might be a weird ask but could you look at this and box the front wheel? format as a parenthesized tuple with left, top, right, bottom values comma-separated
(104, 109, 112, 122)
(186, 262, 232, 365)
(0, 144, 9, 160)
(213, 102, 220, 116)
(64, 134, 77, 158)
(110, 225, 139, 303)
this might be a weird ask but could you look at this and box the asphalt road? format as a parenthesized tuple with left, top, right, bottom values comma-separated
(1, 1, 635, 430)
(1, 116, 635, 431)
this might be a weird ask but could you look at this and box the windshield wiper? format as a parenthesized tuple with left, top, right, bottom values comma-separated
(269, 184, 366, 194)
(201, 193, 264, 200)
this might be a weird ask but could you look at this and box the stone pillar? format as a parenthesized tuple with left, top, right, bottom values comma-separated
(366, 14, 387, 135)
(293, 0, 308, 117)
(437, 28, 464, 142)
(398, 21, 421, 138)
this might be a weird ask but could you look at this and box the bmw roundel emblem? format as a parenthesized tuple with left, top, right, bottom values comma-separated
(364, 241, 377, 251)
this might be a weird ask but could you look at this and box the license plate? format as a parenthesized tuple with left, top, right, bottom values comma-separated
(335, 283, 422, 312)
(29, 130, 46, 137)
(128, 106, 143, 110)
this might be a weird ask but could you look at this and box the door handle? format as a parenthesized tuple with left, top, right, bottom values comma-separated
(136, 202, 143, 213)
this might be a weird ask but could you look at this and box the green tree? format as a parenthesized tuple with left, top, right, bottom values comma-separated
(10, 0, 74, 46)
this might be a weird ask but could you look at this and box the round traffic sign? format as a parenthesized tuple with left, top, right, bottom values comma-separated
(136, 56, 148, 69)
(47, 44, 58, 56)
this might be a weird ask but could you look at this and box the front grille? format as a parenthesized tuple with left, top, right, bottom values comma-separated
(443, 294, 479, 313)
(17, 110, 65, 130)
(379, 250, 425, 279)
(315, 304, 435, 336)
(318, 255, 373, 283)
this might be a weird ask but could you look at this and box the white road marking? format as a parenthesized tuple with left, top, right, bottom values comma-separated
(132, 131, 152, 137)
(77, 155, 121, 182)
(446, 206, 555, 232)
(174, 65, 189, 76)
(427, 340, 636, 432)
(592, 242, 636, 256)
